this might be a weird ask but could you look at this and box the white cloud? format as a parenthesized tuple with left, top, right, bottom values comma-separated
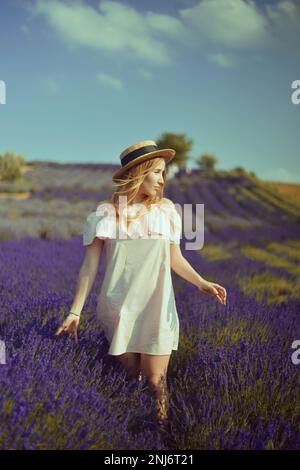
(30, 0, 180, 66)
(177, 0, 300, 61)
(260, 167, 300, 183)
(208, 52, 235, 68)
(265, 0, 300, 52)
(138, 68, 154, 79)
(178, 0, 271, 49)
(20, 24, 30, 33)
(96, 72, 123, 91)
(41, 77, 59, 94)
(27, 0, 300, 69)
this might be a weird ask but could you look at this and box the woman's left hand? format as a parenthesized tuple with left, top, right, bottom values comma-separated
(198, 280, 227, 305)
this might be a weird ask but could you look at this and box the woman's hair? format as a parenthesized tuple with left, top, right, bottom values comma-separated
(103, 157, 167, 229)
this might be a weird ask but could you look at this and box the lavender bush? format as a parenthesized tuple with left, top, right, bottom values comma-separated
(0, 172, 300, 450)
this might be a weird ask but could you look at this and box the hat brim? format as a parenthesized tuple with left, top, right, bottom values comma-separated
(112, 149, 176, 182)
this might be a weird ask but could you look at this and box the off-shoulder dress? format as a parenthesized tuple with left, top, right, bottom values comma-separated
(82, 200, 182, 355)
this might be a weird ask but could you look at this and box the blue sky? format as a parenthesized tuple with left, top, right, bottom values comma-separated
(0, 0, 299, 182)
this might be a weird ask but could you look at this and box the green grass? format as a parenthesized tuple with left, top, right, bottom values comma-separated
(266, 240, 300, 263)
(238, 186, 276, 212)
(199, 243, 233, 262)
(201, 318, 272, 346)
(253, 185, 300, 218)
(241, 245, 300, 276)
(237, 271, 300, 305)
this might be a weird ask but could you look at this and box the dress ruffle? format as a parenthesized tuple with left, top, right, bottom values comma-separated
(82, 200, 182, 246)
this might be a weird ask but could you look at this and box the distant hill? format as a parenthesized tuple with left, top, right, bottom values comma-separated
(263, 181, 300, 206)
(0, 163, 299, 241)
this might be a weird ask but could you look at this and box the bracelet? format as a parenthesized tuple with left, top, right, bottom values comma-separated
(70, 312, 80, 317)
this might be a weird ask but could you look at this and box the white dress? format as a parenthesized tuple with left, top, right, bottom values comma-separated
(82, 200, 182, 356)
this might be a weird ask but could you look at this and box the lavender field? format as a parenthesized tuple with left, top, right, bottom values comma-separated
(0, 164, 300, 450)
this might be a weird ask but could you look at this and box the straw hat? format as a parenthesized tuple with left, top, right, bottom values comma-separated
(112, 140, 176, 182)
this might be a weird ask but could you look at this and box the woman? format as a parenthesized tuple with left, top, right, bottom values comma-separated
(54, 140, 227, 425)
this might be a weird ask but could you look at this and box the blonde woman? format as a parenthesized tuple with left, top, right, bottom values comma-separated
(54, 140, 227, 425)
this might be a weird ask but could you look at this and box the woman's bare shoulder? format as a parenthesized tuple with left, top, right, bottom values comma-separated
(96, 199, 113, 206)
(160, 197, 174, 207)
(95, 199, 114, 210)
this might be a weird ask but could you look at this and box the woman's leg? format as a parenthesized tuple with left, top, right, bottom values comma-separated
(114, 352, 141, 380)
(140, 353, 171, 423)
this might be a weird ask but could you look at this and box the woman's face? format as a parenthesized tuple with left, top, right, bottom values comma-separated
(140, 160, 165, 197)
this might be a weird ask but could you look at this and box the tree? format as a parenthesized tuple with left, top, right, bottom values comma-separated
(195, 153, 218, 172)
(231, 166, 258, 180)
(0, 152, 25, 181)
(232, 166, 246, 174)
(156, 132, 193, 170)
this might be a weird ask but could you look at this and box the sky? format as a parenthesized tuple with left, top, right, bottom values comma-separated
(0, 0, 299, 182)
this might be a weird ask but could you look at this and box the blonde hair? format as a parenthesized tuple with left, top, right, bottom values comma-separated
(103, 157, 167, 230)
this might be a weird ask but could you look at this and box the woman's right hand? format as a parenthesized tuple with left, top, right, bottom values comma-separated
(54, 313, 80, 345)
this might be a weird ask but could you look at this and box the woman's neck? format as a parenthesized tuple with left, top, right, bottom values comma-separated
(129, 195, 146, 205)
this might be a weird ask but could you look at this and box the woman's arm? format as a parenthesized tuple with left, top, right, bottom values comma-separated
(69, 237, 104, 317)
(170, 243, 205, 288)
(170, 243, 227, 305)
